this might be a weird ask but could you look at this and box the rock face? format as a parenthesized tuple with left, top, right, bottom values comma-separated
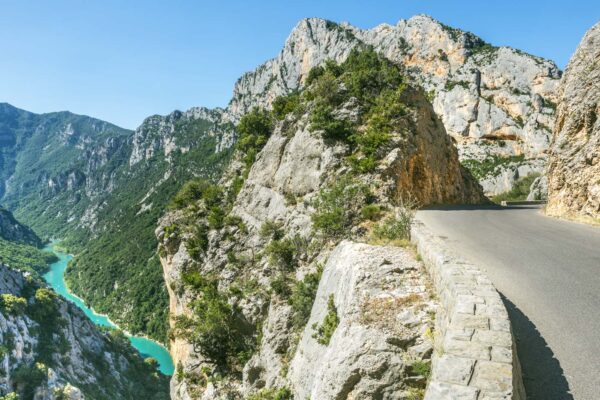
(0, 207, 41, 247)
(0, 263, 169, 399)
(287, 241, 435, 400)
(157, 48, 485, 399)
(228, 15, 561, 194)
(547, 22, 600, 220)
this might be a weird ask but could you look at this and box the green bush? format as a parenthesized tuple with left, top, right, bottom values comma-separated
(174, 273, 255, 371)
(372, 215, 412, 243)
(311, 176, 371, 238)
(248, 387, 293, 400)
(461, 155, 525, 180)
(186, 224, 209, 261)
(360, 204, 383, 221)
(259, 220, 284, 241)
(312, 294, 339, 345)
(237, 108, 274, 173)
(11, 362, 48, 400)
(0, 294, 27, 315)
(270, 273, 292, 298)
(265, 238, 298, 271)
(492, 173, 541, 203)
(169, 178, 211, 209)
(272, 92, 301, 120)
(289, 267, 322, 329)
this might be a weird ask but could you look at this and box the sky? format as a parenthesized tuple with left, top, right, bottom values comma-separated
(1, 1, 598, 129)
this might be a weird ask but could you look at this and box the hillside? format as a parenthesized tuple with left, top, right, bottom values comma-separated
(0, 14, 563, 345)
(0, 262, 169, 400)
(157, 48, 485, 399)
(229, 15, 561, 197)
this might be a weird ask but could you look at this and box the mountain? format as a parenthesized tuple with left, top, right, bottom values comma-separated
(0, 14, 563, 348)
(157, 47, 485, 399)
(0, 103, 235, 341)
(228, 15, 561, 197)
(0, 262, 169, 399)
(547, 21, 600, 222)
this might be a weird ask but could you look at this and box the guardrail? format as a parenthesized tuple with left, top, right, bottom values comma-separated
(500, 200, 546, 206)
(411, 221, 525, 400)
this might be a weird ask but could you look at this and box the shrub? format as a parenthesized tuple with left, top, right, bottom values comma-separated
(311, 176, 371, 238)
(289, 267, 322, 329)
(409, 360, 431, 379)
(360, 204, 382, 221)
(272, 92, 301, 120)
(309, 103, 355, 141)
(371, 202, 416, 245)
(237, 108, 274, 172)
(492, 173, 541, 203)
(259, 220, 284, 241)
(174, 274, 254, 371)
(248, 387, 293, 400)
(0, 294, 27, 315)
(186, 224, 209, 261)
(270, 273, 292, 298)
(265, 238, 298, 271)
(169, 178, 211, 209)
(207, 206, 225, 230)
(312, 294, 339, 345)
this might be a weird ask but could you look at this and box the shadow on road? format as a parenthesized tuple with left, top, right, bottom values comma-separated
(500, 294, 573, 400)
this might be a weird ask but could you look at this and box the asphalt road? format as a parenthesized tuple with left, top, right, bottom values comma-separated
(417, 205, 600, 400)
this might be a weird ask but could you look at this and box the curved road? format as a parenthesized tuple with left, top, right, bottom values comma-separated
(417, 205, 600, 400)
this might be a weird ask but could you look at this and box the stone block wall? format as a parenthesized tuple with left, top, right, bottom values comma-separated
(411, 221, 525, 400)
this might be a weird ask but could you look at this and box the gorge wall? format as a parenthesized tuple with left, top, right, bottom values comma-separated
(547, 21, 600, 221)
(228, 15, 561, 196)
(157, 48, 486, 399)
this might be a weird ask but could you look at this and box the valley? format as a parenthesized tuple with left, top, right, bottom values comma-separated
(0, 7, 598, 400)
(42, 244, 175, 375)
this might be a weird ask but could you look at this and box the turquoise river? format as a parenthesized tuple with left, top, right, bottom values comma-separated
(42, 243, 175, 375)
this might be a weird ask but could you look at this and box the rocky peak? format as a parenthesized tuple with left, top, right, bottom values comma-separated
(129, 107, 234, 166)
(547, 21, 600, 220)
(226, 15, 562, 196)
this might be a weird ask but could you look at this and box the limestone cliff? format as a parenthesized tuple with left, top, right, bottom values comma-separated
(228, 15, 561, 196)
(547, 21, 600, 221)
(157, 49, 485, 399)
(0, 263, 169, 400)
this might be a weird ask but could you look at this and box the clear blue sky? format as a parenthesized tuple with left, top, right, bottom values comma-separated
(1, 1, 598, 129)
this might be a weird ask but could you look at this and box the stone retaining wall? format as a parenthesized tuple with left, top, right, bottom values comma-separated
(411, 221, 525, 400)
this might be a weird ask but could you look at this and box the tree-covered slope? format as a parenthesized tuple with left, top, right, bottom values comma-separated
(0, 206, 42, 247)
(64, 110, 235, 341)
(0, 104, 235, 342)
(0, 262, 169, 400)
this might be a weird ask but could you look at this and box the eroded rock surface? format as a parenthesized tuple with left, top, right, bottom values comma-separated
(288, 241, 435, 400)
(547, 22, 600, 220)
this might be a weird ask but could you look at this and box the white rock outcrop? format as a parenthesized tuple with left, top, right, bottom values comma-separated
(288, 241, 435, 400)
(227, 15, 561, 193)
(547, 21, 600, 220)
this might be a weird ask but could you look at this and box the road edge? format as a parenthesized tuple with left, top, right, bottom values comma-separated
(411, 220, 525, 400)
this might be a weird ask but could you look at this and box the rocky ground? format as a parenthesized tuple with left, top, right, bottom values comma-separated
(157, 48, 485, 399)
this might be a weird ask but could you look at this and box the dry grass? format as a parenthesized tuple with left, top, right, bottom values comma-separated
(359, 293, 422, 329)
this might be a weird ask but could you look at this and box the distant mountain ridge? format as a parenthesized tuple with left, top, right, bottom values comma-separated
(0, 102, 235, 341)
